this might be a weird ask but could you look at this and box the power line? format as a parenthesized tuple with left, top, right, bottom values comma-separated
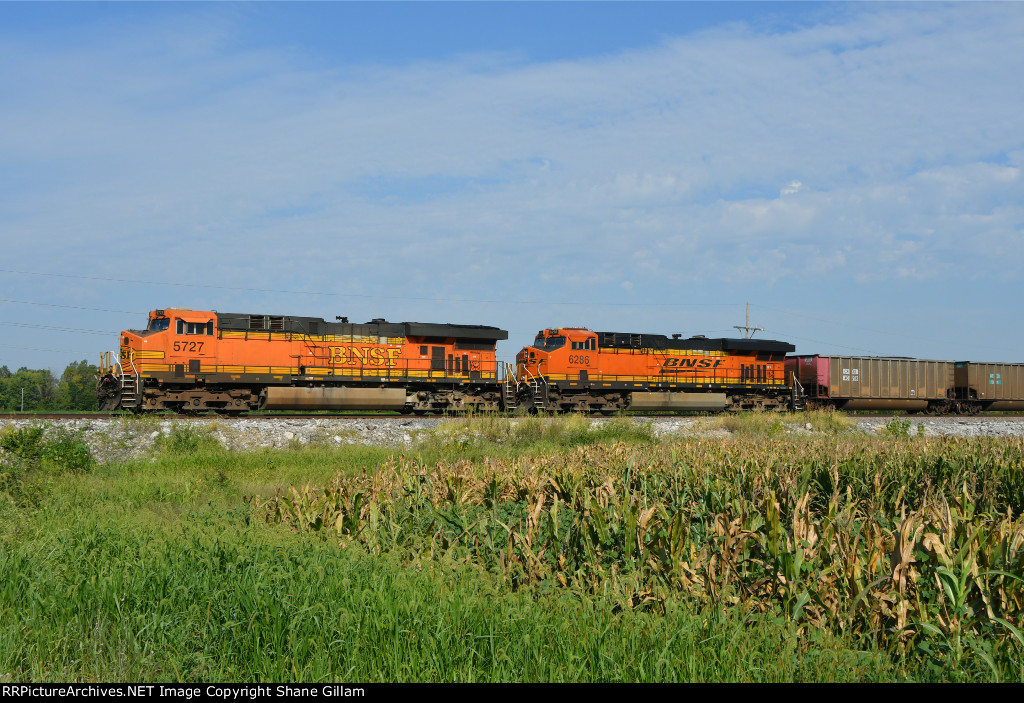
(0, 298, 143, 315)
(754, 304, 1022, 354)
(0, 321, 113, 336)
(0, 344, 97, 355)
(0, 268, 738, 308)
(761, 328, 890, 356)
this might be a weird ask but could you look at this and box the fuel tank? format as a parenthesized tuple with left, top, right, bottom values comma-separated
(262, 386, 408, 410)
(628, 391, 728, 412)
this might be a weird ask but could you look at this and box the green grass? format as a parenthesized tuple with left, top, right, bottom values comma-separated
(416, 412, 656, 462)
(713, 408, 855, 436)
(0, 506, 902, 682)
(1, 416, 1022, 682)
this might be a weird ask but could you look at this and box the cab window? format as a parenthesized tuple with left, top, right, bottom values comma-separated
(534, 336, 566, 351)
(176, 320, 214, 335)
(148, 317, 170, 331)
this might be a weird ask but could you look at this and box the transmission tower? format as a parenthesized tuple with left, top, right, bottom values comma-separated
(733, 302, 763, 339)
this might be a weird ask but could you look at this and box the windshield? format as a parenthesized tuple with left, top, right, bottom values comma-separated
(148, 318, 170, 331)
(533, 335, 566, 351)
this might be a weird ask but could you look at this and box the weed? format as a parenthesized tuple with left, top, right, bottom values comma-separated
(883, 417, 913, 437)
(0, 424, 93, 473)
(154, 424, 220, 455)
(0, 425, 46, 462)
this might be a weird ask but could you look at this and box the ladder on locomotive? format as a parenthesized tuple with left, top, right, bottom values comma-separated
(119, 349, 141, 410)
(501, 363, 518, 411)
(522, 367, 549, 411)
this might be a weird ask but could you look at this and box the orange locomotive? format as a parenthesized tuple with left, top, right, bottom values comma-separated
(96, 309, 508, 413)
(515, 327, 797, 413)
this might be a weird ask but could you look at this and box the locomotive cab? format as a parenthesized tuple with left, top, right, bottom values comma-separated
(517, 328, 597, 380)
(98, 308, 221, 411)
(123, 309, 217, 377)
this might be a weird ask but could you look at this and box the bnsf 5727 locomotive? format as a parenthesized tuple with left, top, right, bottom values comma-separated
(96, 309, 508, 414)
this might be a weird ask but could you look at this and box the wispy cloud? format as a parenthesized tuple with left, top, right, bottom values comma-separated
(0, 3, 1022, 369)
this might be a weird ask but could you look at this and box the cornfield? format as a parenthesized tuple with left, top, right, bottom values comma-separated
(257, 434, 1024, 671)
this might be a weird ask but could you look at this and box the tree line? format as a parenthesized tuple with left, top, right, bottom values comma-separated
(0, 360, 98, 411)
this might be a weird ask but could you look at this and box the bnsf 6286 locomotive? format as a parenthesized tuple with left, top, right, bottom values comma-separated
(96, 309, 508, 414)
(514, 327, 797, 413)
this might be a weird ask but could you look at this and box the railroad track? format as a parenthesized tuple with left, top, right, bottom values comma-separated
(2, 412, 1022, 422)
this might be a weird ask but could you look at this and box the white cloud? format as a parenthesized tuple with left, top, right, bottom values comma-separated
(1, 3, 1024, 369)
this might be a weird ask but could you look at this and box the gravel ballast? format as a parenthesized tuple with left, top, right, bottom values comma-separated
(3, 415, 1024, 465)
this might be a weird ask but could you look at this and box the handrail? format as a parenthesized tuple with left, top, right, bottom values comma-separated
(502, 362, 518, 384)
(791, 371, 805, 396)
(521, 366, 549, 391)
(790, 371, 806, 410)
(125, 348, 138, 379)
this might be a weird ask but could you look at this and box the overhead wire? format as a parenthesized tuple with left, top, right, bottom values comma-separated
(0, 344, 97, 355)
(0, 321, 114, 336)
(2, 271, 1019, 361)
(755, 304, 1023, 356)
(0, 268, 738, 308)
(0, 298, 143, 315)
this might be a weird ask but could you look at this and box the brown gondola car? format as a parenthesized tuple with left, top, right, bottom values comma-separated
(97, 309, 508, 414)
(786, 355, 955, 412)
(952, 362, 1024, 412)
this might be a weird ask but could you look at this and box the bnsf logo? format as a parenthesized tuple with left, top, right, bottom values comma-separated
(329, 346, 403, 367)
(662, 357, 724, 369)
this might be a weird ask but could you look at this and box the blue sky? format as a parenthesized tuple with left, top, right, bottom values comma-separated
(1, 1, 1022, 372)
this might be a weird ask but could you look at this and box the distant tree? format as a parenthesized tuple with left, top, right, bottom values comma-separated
(0, 367, 58, 411)
(0, 364, 97, 411)
(57, 360, 98, 411)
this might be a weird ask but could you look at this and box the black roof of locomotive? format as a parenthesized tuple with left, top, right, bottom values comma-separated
(596, 331, 794, 354)
(214, 312, 507, 341)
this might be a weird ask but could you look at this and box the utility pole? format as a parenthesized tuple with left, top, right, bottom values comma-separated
(733, 302, 763, 339)
(21, 387, 24, 412)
